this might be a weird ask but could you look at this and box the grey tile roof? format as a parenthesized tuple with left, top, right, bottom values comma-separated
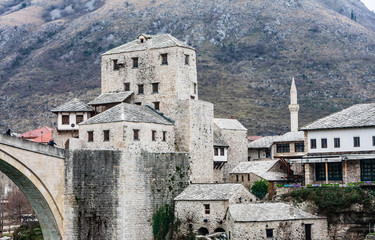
(229, 160, 287, 181)
(88, 91, 133, 105)
(248, 136, 275, 148)
(103, 34, 194, 55)
(214, 118, 247, 131)
(248, 131, 304, 148)
(273, 131, 304, 142)
(214, 133, 229, 147)
(301, 103, 375, 131)
(51, 98, 94, 113)
(228, 203, 323, 222)
(80, 103, 173, 125)
(174, 184, 244, 201)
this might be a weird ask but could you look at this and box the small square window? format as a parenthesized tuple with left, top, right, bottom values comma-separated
(266, 229, 273, 238)
(203, 204, 210, 214)
(103, 130, 110, 142)
(295, 143, 304, 152)
(162, 131, 167, 141)
(62, 115, 70, 125)
(354, 137, 360, 147)
(124, 83, 130, 91)
(161, 54, 168, 65)
(334, 138, 340, 148)
(152, 130, 156, 141)
(135, 102, 142, 106)
(152, 83, 159, 93)
(310, 139, 317, 149)
(76, 115, 84, 124)
(113, 59, 119, 70)
(321, 138, 327, 148)
(132, 57, 138, 68)
(153, 102, 160, 111)
(88, 131, 94, 142)
(185, 54, 189, 65)
(133, 129, 140, 141)
(138, 84, 144, 94)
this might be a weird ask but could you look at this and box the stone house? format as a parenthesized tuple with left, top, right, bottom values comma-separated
(225, 202, 328, 240)
(174, 183, 256, 236)
(213, 133, 229, 172)
(51, 98, 94, 148)
(213, 118, 248, 183)
(78, 103, 175, 151)
(298, 103, 375, 185)
(228, 160, 289, 194)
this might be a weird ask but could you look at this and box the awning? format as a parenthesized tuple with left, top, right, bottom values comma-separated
(289, 154, 375, 163)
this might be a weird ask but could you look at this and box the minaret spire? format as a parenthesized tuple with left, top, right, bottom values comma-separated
(289, 77, 299, 132)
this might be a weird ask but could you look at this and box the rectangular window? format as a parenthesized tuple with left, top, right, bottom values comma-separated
(152, 83, 159, 93)
(236, 175, 239, 182)
(76, 115, 84, 124)
(321, 138, 327, 148)
(373, 136, 375, 146)
(354, 137, 360, 147)
(265, 150, 271, 158)
(152, 130, 156, 141)
(153, 102, 160, 111)
(62, 115, 70, 125)
(185, 54, 189, 65)
(334, 138, 340, 148)
(315, 162, 342, 181)
(214, 147, 218, 156)
(124, 82, 130, 91)
(204, 204, 210, 214)
(266, 229, 273, 238)
(138, 84, 144, 94)
(113, 59, 119, 70)
(310, 139, 317, 149)
(133, 129, 140, 141)
(194, 83, 197, 94)
(361, 159, 375, 181)
(103, 130, 110, 142)
(295, 143, 304, 152)
(88, 131, 93, 142)
(135, 102, 142, 106)
(161, 53, 168, 65)
(220, 148, 225, 156)
(132, 57, 138, 68)
(276, 143, 290, 153)
(162, 131, 167, 141)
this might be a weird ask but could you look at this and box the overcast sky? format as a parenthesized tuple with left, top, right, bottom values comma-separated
(361, 0, 375, 12)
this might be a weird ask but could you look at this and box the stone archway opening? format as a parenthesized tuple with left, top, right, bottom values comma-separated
(214, 227, 225, 233)
(0, 158, 61, 240)
(197, 227, 209, 236)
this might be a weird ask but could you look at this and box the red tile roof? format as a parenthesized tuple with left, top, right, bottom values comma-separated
(33, 131, 53, 143)
(20, 126, 54, 140)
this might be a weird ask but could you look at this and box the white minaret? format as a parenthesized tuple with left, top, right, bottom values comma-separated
(288, 77, 299, 132)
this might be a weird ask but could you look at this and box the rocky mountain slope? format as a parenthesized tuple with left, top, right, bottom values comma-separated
(0, 0, 375, 135)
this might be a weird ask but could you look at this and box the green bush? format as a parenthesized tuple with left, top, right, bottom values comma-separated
(251, 179, 270, 200)
(283, 187, 373, 212)
(153, 204, 174, 240)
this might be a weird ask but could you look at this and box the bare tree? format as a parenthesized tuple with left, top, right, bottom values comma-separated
(6, 189, 33, 225)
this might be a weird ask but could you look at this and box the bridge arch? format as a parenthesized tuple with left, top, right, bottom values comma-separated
(0, 149, 63, 239)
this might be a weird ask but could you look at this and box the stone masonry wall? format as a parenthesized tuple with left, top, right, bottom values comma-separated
(216, 128, 248, 182)
(64, 149, 190, 240)
(226, 217, 328, 240)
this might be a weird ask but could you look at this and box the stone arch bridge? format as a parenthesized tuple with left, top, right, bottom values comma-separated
(0, 134, 65, 239)
(0, 133, 191, 240)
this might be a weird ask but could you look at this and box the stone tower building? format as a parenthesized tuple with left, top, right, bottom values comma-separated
(288, 77, 299, 132)
(96, 34, 213, 183)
